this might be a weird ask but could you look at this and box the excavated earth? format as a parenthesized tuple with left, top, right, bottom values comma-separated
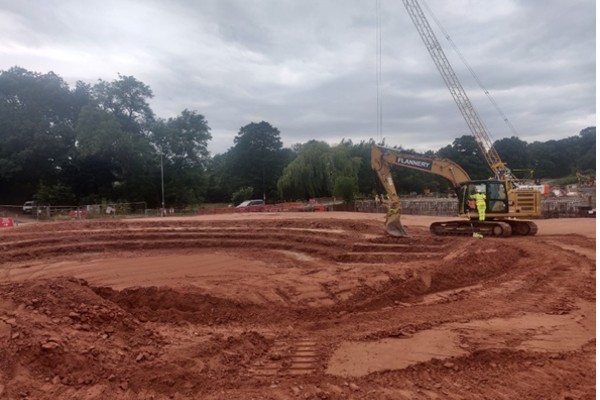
(0, 212, 595, 400)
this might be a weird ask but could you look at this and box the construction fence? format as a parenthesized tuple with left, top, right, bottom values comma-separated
(1, 195, 595, 222)
(0, 202, 147, 220)
(354, 197, 596, 218)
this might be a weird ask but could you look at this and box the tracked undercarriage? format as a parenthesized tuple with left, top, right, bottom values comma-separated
(429, 219, 538, 237)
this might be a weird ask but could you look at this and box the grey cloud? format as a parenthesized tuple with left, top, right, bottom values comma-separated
(0, 0, 594, 156)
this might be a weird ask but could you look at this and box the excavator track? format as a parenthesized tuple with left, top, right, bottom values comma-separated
(503, 220, 538, 236)
(430, 220, 513, 237)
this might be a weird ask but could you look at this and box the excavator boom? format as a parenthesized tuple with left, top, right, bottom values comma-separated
(373, 145, 471, 188)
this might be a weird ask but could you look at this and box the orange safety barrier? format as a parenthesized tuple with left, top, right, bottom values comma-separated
(69, 210, 88, 218)
(0, 218, 14, 227)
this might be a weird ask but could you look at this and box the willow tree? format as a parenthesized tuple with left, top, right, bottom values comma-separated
(277, 140, 361, 201)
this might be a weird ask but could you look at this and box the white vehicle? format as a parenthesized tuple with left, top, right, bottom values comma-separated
(236, 199, 265, 208)
(22, 201, 36, 214)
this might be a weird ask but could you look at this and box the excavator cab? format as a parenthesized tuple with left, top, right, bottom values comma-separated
(459, 180, 509, 217)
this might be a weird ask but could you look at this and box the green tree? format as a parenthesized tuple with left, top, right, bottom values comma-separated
(277, 141, 332, 200)
(230, 121, 286, 201)
(75, 106, 127, 158)
(329, 139, 362, 186)
(0, 68, 595, 206)
(34, 182, 76, 206)
(151, 109, 213, 206)
(0, 67, 81, 201)
(348, 139, 378, 197)
(529, 139, 572, 179)
(277, 140, 361, 200)
(92, 74, 154, 135)
(73, 104, 155, 201)
(437, 135, 489, 179)
(205, 151, 236, 203)
(575, 127, 595, 173)
(494, 136, 531, 170)
(333, 176, 358, 203)
(81, 74, 159, 203)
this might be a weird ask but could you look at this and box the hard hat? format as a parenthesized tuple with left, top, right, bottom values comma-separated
(476, 187, 484, 193)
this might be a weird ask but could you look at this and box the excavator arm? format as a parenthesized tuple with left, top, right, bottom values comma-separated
(371, 145, 408, 237)
(371, 144, 471, 237)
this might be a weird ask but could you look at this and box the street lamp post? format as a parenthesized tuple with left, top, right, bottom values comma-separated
(160, 152, 165, 216)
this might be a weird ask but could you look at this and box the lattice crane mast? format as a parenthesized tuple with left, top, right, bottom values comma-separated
(402, 0, 511, 181)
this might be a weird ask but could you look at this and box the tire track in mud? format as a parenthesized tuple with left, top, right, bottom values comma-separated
(249, 337, 319, 377)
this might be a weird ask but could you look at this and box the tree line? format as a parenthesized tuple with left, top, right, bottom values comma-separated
(0, 67, 595, 207)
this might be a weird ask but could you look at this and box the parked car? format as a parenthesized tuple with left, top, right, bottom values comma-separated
(22, 201, 36, 214)
(236, 199, 265, 208)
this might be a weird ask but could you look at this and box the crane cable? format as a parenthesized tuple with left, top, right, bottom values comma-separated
(420, 0, 520, 138)
(376, 0, 383, 142)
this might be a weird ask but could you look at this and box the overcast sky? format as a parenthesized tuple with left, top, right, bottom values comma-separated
(0, 0, 595, 155)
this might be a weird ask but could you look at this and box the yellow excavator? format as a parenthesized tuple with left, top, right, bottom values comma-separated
(371, 144, 541, 237)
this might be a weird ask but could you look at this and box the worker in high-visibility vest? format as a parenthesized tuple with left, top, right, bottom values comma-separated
(470, 187, 487, 221)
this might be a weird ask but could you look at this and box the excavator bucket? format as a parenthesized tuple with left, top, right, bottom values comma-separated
(384, 212, 409, 237)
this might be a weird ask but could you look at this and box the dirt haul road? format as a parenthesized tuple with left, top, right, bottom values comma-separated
(0, 213, 595, 400)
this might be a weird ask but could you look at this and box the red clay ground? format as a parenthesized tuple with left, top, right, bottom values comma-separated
(0, 213, 595, 399)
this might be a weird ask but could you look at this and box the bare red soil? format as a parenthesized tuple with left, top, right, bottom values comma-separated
(0, 213, 595, 399)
